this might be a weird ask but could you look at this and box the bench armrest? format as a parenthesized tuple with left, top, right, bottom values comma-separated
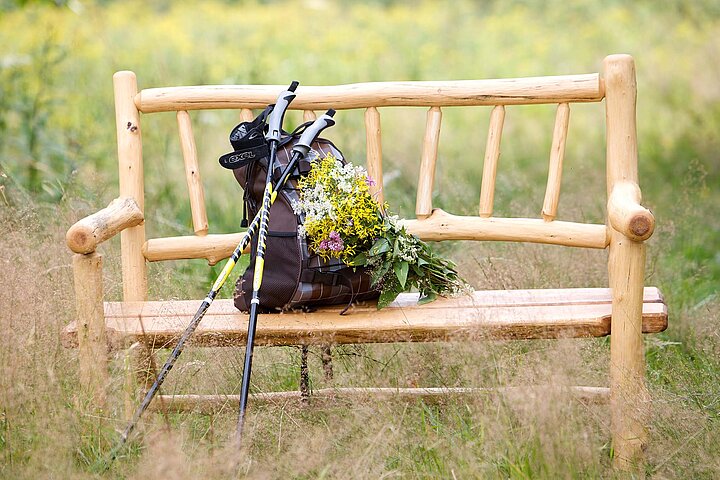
(66, 197, 144, 254)
(607, 182, 655, 242)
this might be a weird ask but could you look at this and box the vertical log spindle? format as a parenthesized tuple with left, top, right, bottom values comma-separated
(240, 108, 254, 122)
(478, 105, 505, 218)
(177, 110, 209, 236)
(303, 110, 317, 122)
(541, 103, 571, 221)
(416, 106, 443, 219)
(365, 107, 384, 204)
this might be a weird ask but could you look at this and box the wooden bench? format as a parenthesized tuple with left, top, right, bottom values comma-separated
(64, 54, 667, 469)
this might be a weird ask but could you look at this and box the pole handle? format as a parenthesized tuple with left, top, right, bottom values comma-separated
(292, 109, 337, 157)
(266, 81, 299, 142)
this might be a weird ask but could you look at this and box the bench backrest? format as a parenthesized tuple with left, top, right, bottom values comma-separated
(113, 54, 644, 302)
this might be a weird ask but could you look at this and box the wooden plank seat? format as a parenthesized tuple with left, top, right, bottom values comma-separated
(65, 55, 667, 469)
(62, 288, 667, 349)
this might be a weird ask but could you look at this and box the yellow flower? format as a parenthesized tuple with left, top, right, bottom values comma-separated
(296, 153, 384, 263)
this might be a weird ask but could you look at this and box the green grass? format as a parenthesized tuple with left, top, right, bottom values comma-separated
(1, 0, 719, 478)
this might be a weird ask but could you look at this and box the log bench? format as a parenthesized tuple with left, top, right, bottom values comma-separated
(64, 54, 667, 469)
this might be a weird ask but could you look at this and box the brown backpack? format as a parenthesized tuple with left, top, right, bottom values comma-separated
(219, 112, 379, 312)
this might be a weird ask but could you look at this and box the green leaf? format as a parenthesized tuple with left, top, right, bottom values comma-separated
(394, 261, 409, 288)
(418, 291, 438, 305)
(351, 252, 367, 266)
(377, 288, 401, 309)
(370, 238, 391, 255)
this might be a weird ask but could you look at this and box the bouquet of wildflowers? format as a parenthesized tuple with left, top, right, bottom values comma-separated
(292, 153, 469, 309)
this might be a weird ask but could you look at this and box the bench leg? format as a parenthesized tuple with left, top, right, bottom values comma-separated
(300, 346, 310, 400)
(123, 343, 155, 421)
(73, 252, 109, 410)
(321, 345, 334, 381)
(609, 233, 649, 469)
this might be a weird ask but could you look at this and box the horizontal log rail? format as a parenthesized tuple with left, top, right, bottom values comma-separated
(143, 232, 250, 265)
(607, 181, 655, 242)
(135, 74, 604, 113)
(66, 197, 144, 254)
(150, 386, 611, 413)
(142, 211, 609, 264)
(402, 209, 609, 249)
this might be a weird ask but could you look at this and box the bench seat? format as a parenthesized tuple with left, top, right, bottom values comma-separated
(62, 287, 667, 349)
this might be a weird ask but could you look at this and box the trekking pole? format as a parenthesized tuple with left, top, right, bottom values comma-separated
(235, 108, 338, 443)
(101, 82, 301, 468)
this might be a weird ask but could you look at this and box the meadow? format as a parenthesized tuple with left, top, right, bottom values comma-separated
(1, 0, 719, 478)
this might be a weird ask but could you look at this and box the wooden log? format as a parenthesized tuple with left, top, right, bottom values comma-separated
(123, 342, 142, 421)
(603, 54, 648, 470)
(321, 345, 334, 381)
(143, 232, 250, 266)
(240, 108, 254, 122)
(150, 386, 610, 413)
(300, 346, 310, 400)
(479, 105, 506, 217)
(608, 182, 655, 242)
(416, 107, 442, 219)
(61, 288, 668, 349)
(542, 103, 570, 221)
(135, 74, 604, 112)
(403, 209, 609, 249)
(177, 110, 209, 236)
(114, 71, 147, 302)
(303, 110, 316, 122)
(66, 197, 144, 254)
(141, 212, 608, 264)
(365, 107, 384, 204)
(73, 253, 108, 409)
(102, 287, 665, 314)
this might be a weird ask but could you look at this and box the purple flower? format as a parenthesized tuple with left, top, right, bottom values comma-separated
(317, 231, 344, 252)
(319, 231, 344, 253)
(329, 238, 344, 252)
(365, 176, 376, 186)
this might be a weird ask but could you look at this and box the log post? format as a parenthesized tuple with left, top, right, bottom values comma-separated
(603, 54, 649, 470)
(114, 71, 153, 416)
(73, 252, 109, 409)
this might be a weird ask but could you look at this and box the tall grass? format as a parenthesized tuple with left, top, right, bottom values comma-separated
(1, 0, 719, 478)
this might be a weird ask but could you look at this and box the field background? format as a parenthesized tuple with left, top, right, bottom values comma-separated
(1, 0, 719, 478)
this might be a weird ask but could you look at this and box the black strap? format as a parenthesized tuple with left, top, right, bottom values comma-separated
(219, 105, 274, 170)
(229, 105, 272, 149)
(219, 136, 270, 170)
(300, 269, 341, 286)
